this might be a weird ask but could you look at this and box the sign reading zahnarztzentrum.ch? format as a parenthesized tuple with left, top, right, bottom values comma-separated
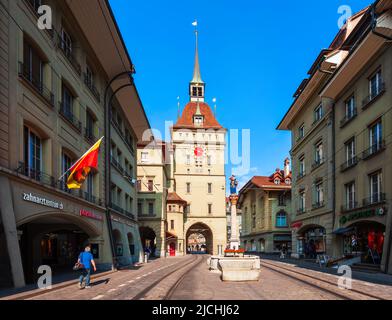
(23, 192, 64, 210)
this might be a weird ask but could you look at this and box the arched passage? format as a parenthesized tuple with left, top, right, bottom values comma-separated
(112, 229, 123, 257)
(186, 223, 213, 254)
(17, 212, 98, 284)
(139, 227, 157, 257)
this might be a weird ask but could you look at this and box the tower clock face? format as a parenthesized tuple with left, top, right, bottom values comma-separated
(194, 147, 204, 157)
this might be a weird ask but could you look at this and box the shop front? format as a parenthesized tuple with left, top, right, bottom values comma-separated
(11, 183, 111, 284)
(334, 207, 388, 266)
(296, 226, 326, 259)
(273, 234, 292, 253)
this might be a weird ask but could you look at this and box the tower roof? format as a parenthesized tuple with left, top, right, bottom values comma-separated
(174, 101, 223, 129)
(191, 29, 204, 84)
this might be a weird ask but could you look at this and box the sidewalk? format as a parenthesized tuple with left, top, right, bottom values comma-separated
(259, 254, 392, 286)
(0, 268, 116, 300)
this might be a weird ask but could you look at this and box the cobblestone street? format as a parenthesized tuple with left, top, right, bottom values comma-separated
(2, 255, 392, 301)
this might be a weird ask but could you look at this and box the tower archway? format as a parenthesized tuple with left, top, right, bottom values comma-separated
(186, 223, 213, 254)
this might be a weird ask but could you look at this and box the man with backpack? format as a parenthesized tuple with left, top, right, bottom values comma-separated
(76, 245, 97, 289)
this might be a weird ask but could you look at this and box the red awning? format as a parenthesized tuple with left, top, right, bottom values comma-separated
(166, 231, 177, 240)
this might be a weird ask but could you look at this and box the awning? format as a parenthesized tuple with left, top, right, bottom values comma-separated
(332, 227, 354, 235)
(273, 234, 292, 241)
(166, 231, 177, 240)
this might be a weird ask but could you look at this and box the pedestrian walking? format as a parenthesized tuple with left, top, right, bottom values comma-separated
(76, 245, 96, 289)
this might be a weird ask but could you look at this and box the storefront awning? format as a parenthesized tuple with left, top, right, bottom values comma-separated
(166, 231, 177, 240)
(273, 235, 292, 241)
(332, 227, 354, 235)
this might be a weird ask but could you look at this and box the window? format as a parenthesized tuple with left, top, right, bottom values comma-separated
(141, 152, 148, 163)
(369, 120, 382, 151)
(299, 156, 305, 177)
(85, 64, 94, 87)
(314, 182, 324, 207)
(61, 151, 72, 189)
(276, 211, 287, 227)
(315, 142, 323, 165)
(208, 183, 212, 194)
(345, 182, 355, 210)
(170, 220, 174, 230)
(137, 202, 143, 215)
(369, 70, 382, 99)
(278, 194, 285, 206)
(116, 188, 122, 207)
(299, 191, 305, 213)
(314, 104, 323, 122)
(345, 95, 356, 119)
(186, 183, 191, 193)
(197, 87, 203, 97)
(369, 171, 382, 204)
(345, 138, 356, 166)
(24, 126, 42, 179)
(62, 84, 74, 116)
(207, 155, 212, 166)
(137, 180, 141, 191)
(61, 28, 73, 57)
(148, 180, 154, 192)
(23, 40, 43, 90)
(186, 204, 191, 214)
(27, 0, 42, 12)
(251, 211, 256, 229)
(148, 202, 154, 216)
(208, 204, 212, 215)
(186, 154, 191, 165)
(192, 87, 197, 96)
(86, 110, 94, 140)
(194, 116, 203, 125)
(274, 178, 281, 185)
(298, 124, 305, 140)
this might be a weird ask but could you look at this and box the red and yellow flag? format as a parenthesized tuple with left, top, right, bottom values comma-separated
(66, 137, 103, 189)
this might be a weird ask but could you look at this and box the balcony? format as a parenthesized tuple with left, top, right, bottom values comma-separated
(340, 156, 359, 172)
(59, 103, 82, 132)
(79, 191, 103, 207)
(362, 83, 385, 110)
(340, 108, 357, 128)
(124, 210, 135, 220)
(362, 141, 385, 160)
(18, 62, 54, 106)
(312, 201, 325, 210)
(297, 208, 306, 215)
(341, 202, 358, 213)
(16, 162, 56, 187)
(84, 128, 96, 144)
(363, 193, 386, 207)
(83, 73, 101, 103)
(57, 36, 81, 75)
(110, 156, 125, 175)
(311, 158, 324, 171)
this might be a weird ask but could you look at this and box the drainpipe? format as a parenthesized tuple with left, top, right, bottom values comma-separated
(331, 103, 336, 231)
(370, 3, 392, 41)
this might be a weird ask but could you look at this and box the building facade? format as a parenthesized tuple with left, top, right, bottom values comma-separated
(278, 0, 392, 273)
(137, 141, 170, 258)
(0, 0, 149, 288)
(239, 159, 292, 253)
(169, 30, 227, 255)
(321, 1, 392, 272)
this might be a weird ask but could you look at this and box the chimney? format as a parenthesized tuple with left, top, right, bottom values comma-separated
(284, 158, 290, 178)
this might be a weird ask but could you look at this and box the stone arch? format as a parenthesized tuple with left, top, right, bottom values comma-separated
(186, 222, 213, 254)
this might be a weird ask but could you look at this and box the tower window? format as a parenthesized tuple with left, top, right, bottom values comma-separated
(194, 116, 203, 125)
(197, 87, 203, 97)
(192, 87, 197, 96)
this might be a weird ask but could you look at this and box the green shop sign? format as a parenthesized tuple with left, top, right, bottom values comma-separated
(339, 207, 385, 225)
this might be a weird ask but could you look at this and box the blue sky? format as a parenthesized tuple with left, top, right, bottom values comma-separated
(109, 0, 371, 188)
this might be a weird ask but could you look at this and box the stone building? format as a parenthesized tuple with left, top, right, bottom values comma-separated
(278, 0, 392, 273)
(137, 140, 170, 257)
(0, 0, 149, 288)
(321, 1, 392, 273)
(168, 29, 227, 255)
(238, 159, 292, 253)
(277, 8, 369, 259)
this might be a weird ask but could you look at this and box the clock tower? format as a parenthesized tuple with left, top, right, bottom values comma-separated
(170, 28, 227, 255)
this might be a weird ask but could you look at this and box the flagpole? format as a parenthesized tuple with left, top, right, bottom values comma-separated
(58, 136, 104, 181)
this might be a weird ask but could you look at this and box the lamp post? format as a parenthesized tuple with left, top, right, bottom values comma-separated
(103, 70, 134, 270)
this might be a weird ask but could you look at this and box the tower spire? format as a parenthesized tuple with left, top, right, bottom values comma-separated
(189, 20, 205, 102)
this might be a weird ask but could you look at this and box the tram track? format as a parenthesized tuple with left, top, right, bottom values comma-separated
(131, 255, 204, 300)
(260, 260, 386, 300)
